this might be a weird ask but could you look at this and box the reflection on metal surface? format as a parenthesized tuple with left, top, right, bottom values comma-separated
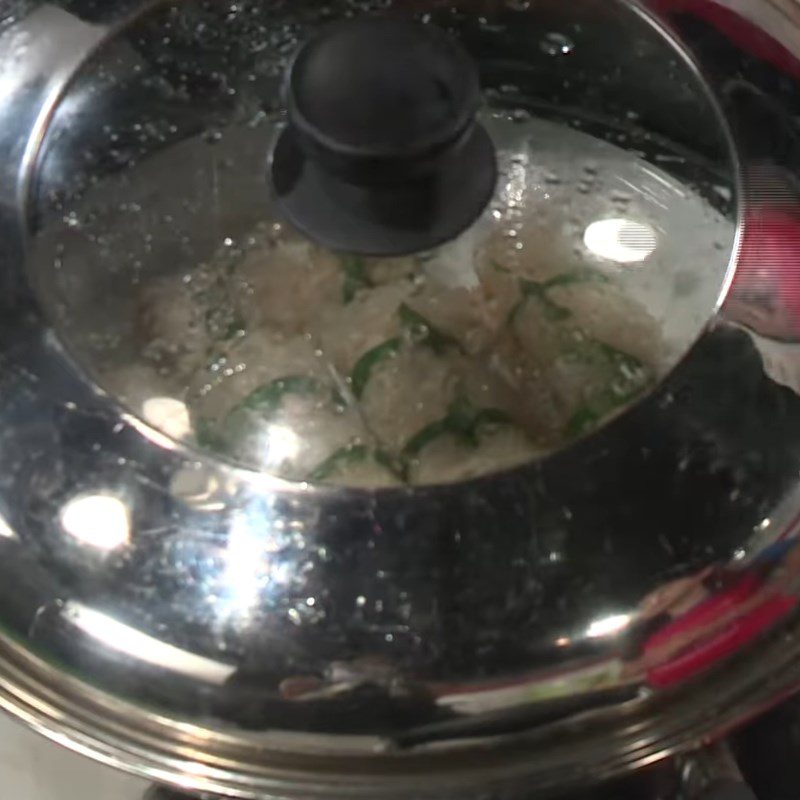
(634, 538, 800, 689)
(169, 467, 227, 511)
(586, 613, 632, 639)
(60, 493, 130, 550)
(0, 5, 105, 215)
(142, 398, 192, 441)
(62, 602, 235, 684)
(121, 413, 181, 452)
(0, 514, 16, 539)
(220, 504, 293, 619)
(583, 218, 658, 263)
(678, 740, 756, 800)
(258, 423, 302, 469)
(436, 660, 625, 715)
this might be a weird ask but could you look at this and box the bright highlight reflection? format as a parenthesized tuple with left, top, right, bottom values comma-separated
(63, 601, 235, 684)
(586, 613, 632, 639)
(142, 397, 192, 440)
(60, 493, 130, 550)
(221, 501, 292, 618)
(0, 513, 15, 539)
(584, 218, 657, 263)
(261, 423, 301, 469)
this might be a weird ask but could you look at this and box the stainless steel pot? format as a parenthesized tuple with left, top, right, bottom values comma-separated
(0, 1, 799, 798)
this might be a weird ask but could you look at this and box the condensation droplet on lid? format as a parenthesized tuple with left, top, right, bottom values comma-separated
(714, 185, 733, 202)
(510, 108, 532, 124)
(541, 32, 574, 56)
(287, 608, 302, 625)
(506, 0, 530, 9)
(203, 129, 223, 144)
(61, 493, 130, 551)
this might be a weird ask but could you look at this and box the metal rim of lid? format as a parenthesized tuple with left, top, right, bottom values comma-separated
(0, 610, 799, 800)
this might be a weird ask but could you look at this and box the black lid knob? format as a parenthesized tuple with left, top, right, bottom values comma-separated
(271, 17, 497, 256)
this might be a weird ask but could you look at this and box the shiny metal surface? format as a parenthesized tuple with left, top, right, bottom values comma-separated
(1, 1, 800, 798)
(679, 742, 755, 799)
(0, 712, 147, 800)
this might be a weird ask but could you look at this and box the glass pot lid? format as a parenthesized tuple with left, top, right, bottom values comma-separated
(8, 1, 800, 798)
(30, 0, 737, 488)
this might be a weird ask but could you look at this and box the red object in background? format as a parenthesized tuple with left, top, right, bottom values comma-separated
(647, 593, 798, 688)
(729, 207, 800, 339)
(606, 0, 800, 692)
(643, 573, 762, 657)
(631, 2, 800, 335)
(647, 0, 800, 80)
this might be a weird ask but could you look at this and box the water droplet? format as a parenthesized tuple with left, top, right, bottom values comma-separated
(203, 129, 223, 144)
(506, 0, 530, 9)
(287, 608, 302, 625)
(510, 108, 532, 124)
(714, 185, 733, 202)
(541, 32, 574, 56)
